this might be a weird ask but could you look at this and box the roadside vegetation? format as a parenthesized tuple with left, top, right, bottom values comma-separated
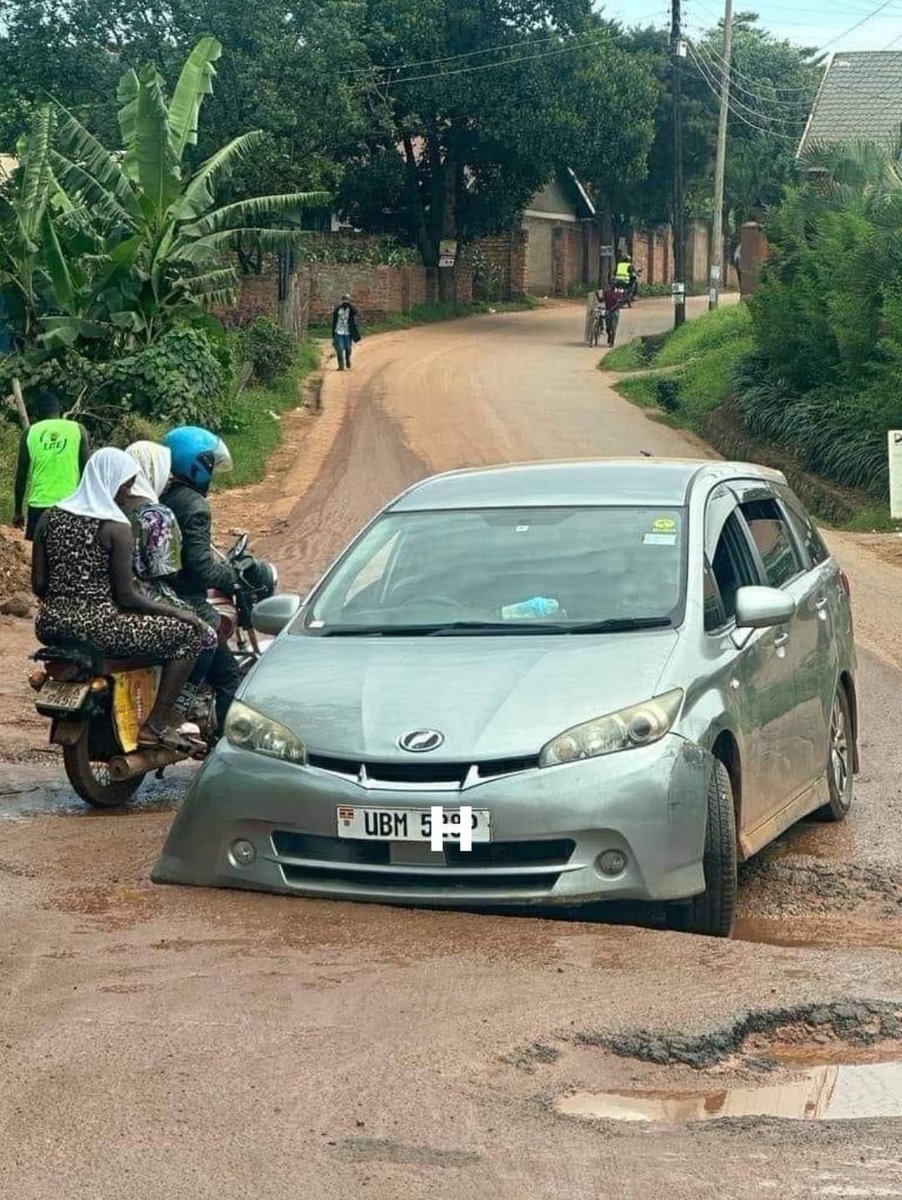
(605, 141, 902, 526)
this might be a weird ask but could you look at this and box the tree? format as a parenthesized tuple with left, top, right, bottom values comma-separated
(0, 37, 327, 349)
(338, 0, 655, 285)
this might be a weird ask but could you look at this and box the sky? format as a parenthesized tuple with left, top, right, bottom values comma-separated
(601, 0, 902, 53)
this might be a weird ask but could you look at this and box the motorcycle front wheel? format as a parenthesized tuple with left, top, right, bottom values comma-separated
(63, 727, 143, 808)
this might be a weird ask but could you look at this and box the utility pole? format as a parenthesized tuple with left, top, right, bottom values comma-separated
(671, 0, 686, 328)
(709, 0, 734, 310)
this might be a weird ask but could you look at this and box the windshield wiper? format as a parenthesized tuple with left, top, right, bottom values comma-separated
(313, 617, 674, 637)
(565, 617, 674, 634)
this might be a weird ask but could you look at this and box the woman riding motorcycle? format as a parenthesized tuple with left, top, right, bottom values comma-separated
(160, 427, 241, 730)
(32, 447, 207, 750)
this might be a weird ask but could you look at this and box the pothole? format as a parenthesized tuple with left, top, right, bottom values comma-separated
(554, 1059, 902, 1123)
(562, 1001, 902, 1124)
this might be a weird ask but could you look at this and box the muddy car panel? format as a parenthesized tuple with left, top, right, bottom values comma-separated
(153, 458, 858, 908)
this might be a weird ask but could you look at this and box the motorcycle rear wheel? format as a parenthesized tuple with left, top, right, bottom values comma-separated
(63, 729, 143, 808)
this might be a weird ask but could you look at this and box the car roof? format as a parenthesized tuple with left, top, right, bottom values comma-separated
(388, 458, 787, 511)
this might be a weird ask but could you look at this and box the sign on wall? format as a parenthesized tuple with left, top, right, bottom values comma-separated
(439, 239, 457, 268)
(889, 431, 902, 519)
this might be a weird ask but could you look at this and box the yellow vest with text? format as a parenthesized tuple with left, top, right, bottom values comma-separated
(614, 261, 632, 283)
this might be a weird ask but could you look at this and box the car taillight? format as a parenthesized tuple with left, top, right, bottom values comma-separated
(839, 569, 851, 598)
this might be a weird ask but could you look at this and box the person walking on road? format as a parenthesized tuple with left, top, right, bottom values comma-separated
(602, 282, 625, 347)
(13, 387, 91, 541)
(331, 293, 361, 371)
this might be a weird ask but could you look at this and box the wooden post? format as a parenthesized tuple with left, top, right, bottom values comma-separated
(11, 378, 29, 431)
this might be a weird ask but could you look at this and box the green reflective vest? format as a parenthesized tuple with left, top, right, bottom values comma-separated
(614, 261, 632, 282)
(26, 418, 83, 508)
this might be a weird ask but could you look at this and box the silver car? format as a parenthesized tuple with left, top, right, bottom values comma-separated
(153, 459, 858, 937)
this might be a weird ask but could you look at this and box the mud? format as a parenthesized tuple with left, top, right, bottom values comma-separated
(555, 1059, 902, 1123)
(578, 1000, 902, 1070)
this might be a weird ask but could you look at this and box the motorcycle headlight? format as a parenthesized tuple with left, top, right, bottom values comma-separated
(539, 690, 683, 768)
(225, 700, 306, 764)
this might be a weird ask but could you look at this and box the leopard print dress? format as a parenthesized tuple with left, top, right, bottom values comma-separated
(36, 508, 203, 661)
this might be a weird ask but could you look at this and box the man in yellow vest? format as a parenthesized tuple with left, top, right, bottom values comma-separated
(13, 389, 90, 541)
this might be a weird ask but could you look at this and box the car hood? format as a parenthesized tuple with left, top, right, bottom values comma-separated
(241, 630, 680, 761)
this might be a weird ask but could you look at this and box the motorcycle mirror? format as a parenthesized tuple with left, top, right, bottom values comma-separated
(231, 532, 249, 558)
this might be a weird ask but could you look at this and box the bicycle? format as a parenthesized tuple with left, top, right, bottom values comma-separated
(590, 304, 606, 347)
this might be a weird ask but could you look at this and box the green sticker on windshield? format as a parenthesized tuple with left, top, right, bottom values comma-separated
(651, 516, 678, 533)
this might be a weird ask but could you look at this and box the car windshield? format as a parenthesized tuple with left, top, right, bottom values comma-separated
(299, 505, 686, 635)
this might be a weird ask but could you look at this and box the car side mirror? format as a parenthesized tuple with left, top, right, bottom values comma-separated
(734, 586, 796, 630)
(251, 594, 302, 636)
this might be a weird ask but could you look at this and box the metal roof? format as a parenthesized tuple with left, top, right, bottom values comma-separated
(389, 459, 785, 511)
(799, 52, 902, 156)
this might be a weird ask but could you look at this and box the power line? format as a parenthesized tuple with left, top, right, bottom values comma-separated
(384, 33, 610, 85)
(348, 28, 584, 77)
(689, 41, 804, 126)
(694, 40, 818, 107)
(691, 41, 812, 115)
(816, 0, 899, 51)
(686, 41, 800, 139)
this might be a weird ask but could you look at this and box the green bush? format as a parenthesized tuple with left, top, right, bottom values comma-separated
(655, 303, 752, 368)
(239, 317, 296, 386)
(81, 327, 232, 437)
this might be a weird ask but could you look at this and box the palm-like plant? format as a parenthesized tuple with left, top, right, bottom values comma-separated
(2, 37, 327, 349)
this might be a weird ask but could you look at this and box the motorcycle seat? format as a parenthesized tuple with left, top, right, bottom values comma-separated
(35, 641, 165, 675)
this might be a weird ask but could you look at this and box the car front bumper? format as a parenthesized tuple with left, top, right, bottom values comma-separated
(152, 735, 713, 907)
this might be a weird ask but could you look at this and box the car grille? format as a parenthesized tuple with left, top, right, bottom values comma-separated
(305, 753, 540, 791)
(269, 831, 575, 897)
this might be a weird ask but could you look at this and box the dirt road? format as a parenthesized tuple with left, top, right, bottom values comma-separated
(3, 300, 902, 1199)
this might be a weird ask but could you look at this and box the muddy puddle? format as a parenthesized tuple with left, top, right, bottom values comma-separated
(0, 767, 190, 820)
(555, 1059, 902, 1124)
(732, 917, 902, 953)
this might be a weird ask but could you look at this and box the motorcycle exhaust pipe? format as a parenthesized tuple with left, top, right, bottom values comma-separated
(108, 746, 184, 781)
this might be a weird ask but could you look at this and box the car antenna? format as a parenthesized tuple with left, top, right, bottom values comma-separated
(640, 450, 653, 457)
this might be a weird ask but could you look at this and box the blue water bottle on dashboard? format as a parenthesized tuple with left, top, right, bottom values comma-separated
(501, 597, 561, 620)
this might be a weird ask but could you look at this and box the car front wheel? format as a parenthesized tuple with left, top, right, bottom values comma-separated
(665, 759, 738, 938)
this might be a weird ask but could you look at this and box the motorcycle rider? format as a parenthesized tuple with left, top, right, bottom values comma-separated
(614, 255, 639, 301)
(160, 427, 241, 731)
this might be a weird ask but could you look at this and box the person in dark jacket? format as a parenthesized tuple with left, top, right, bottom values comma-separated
(160, 426, 240, 730)
(331, 293, 361, 371)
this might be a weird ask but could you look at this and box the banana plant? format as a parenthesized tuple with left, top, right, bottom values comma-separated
(35, 36, 327, 348)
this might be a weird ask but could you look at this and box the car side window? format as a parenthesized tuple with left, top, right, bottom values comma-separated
(708, 512, 757, 629)
(776, 486, 830, 567)
(739, 498, 804, 588)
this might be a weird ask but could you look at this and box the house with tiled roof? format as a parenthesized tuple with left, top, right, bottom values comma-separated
(798, 51, 902, 156)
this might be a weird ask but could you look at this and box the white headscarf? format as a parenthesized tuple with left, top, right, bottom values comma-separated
(126, 441, 171, 504)
(56, 446, 136, 525)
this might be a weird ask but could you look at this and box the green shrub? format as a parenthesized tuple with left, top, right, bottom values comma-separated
(655, 303, 752, 368)
(239, 317, 296, 386)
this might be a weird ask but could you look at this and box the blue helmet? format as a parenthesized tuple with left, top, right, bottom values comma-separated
(162, 426, 233, 492)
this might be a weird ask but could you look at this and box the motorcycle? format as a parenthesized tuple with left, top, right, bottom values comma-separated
(29, 534, 278, 808)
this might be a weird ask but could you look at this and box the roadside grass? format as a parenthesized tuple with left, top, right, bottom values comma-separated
(307, 295, 538, 339)
(608, 305, 754, 434)
(602, 340, 647, 371)
(214, 340, 320, 492)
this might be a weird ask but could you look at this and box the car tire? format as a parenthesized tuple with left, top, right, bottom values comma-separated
(814, 686, 854, 823)
(665, 760, 737, 938)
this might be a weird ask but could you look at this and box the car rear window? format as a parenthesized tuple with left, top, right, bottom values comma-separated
(776, 486, 830, 567)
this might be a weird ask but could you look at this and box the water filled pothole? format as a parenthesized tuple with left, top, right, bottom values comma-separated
(555, 1059, 902, 1123)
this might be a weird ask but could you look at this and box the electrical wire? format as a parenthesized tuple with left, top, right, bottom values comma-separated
(690, 40, 814, 113)
(686, 41, 801, 139)
(383, 33, 611, 85)
(689, 41, 806, 126)
(815, 0, 899, 51)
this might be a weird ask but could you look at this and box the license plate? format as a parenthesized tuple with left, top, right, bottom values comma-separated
(37, 680, 90, 713)
(336, 805, 491, 843)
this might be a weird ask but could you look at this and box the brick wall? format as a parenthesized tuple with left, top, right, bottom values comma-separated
(465, 231, 527, 298)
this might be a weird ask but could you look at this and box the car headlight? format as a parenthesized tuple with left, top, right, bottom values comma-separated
(539, 690, 683, 767)
(224, 700, 306, 764)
